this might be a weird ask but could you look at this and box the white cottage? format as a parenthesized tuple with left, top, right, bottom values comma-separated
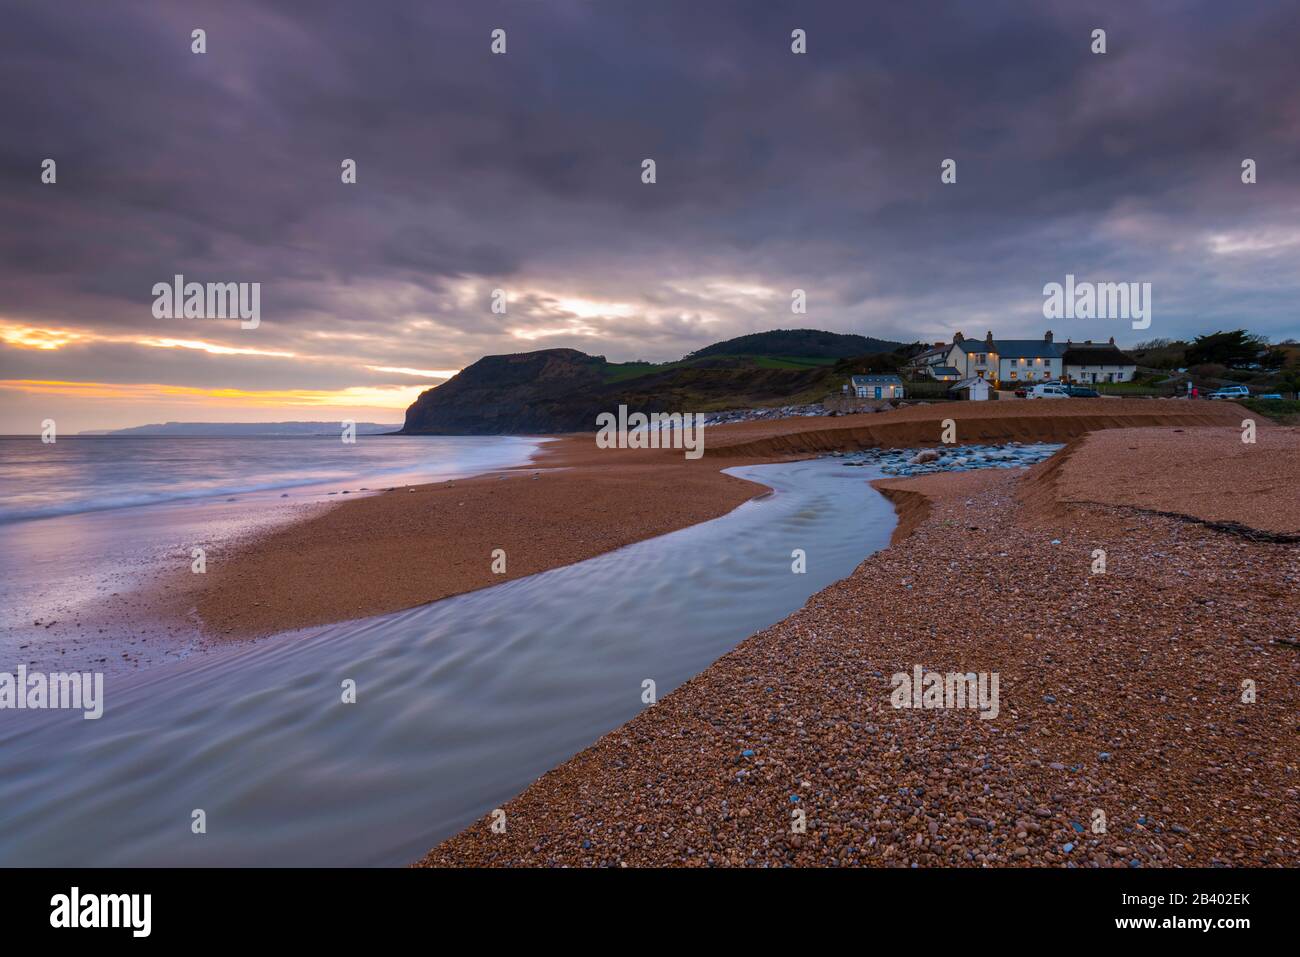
(850, 374, 906, 399)
(1062, 339, 1137, 383)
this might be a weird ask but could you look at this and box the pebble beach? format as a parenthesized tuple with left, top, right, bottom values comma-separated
(155, 398, 1247, 641)
(419, 423, 1300, 867)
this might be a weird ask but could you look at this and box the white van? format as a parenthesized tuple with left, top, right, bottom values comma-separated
(1028, 382, 1069, 399)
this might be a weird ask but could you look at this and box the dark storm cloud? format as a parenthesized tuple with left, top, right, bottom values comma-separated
(1, 0, 1298, 399)
(0, 338, 442, 392)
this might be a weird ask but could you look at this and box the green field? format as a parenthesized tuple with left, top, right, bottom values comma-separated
(749, 355, 840, 370)
(602, 353, 838, 383)
(602, 361, 664, 383)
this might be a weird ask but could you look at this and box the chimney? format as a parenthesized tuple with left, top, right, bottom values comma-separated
(1044, 330, 1054, 343)
(1108, 336, 1115, 345)
(935, 341, 945, 348)
(954, 331, 964, 343)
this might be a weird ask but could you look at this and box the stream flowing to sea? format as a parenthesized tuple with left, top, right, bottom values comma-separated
(0, 434, 544, 659)
(0, 456, 896, 866)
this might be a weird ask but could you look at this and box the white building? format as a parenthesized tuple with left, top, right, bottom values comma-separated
(949, 376, 991, 401)
(927, 330, 1137, 388)
(850, 374, 906, 399)
(1062, 339, 1137, 383)
(943, 331, 1064, 386)
(903, 343, 960, 380)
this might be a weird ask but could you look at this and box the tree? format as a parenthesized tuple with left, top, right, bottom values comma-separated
(1260, 347, 1287, 370)
(1184, 330, 1260, 367)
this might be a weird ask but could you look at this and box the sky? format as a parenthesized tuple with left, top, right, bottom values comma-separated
(2, 0, 1299, 432)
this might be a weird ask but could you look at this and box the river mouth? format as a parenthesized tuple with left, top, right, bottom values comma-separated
(0, 458, 896, 867)
(0, 435, 546, 675)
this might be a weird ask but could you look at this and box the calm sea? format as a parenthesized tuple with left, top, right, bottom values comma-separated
(0, 434, 544, 654)
(0, 434, 541, 524)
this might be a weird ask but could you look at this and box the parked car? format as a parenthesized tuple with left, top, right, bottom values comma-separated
(1027, 382, 1070, 399)
(1062, 384, 1100, 398)
(1014, 382, 1065, 397)
(1256, 393, 1283, 400)
(1208, 385, 1251, 400)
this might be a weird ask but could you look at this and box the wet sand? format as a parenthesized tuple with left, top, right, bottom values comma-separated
(419, 424, 1299, 867)
(185, 450, 766, 639)
(165, 398, 1245, 640)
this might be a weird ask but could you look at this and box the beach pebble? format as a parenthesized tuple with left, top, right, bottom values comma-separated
(416, 423, 1297, 870)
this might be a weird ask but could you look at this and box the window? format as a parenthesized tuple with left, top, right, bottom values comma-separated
(1009, 370, 1017, 379)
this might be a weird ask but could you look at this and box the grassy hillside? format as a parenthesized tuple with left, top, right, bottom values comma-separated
(402, 331, 909, 434)
(686, 328, 902, 360)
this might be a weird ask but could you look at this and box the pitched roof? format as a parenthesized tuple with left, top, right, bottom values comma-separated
(995, 340, 1065, 359)
(953, 339, 1064, 359)
(851, 375, 903, 386)
(1062, 344, 1135, 365)
(909, 345, 950, 361)
(932, 366, 960, 376)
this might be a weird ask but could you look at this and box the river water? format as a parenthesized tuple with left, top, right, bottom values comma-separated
(0, 457, 895, 866)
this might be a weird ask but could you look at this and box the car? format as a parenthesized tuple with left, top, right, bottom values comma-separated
(1027, 382, 1069, 399)
(1256, 393, 1283, 400)
(1014, 386, 1028, 398)
(1062, 384, 1100, 398)
(1208, 385, 1251, 400)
